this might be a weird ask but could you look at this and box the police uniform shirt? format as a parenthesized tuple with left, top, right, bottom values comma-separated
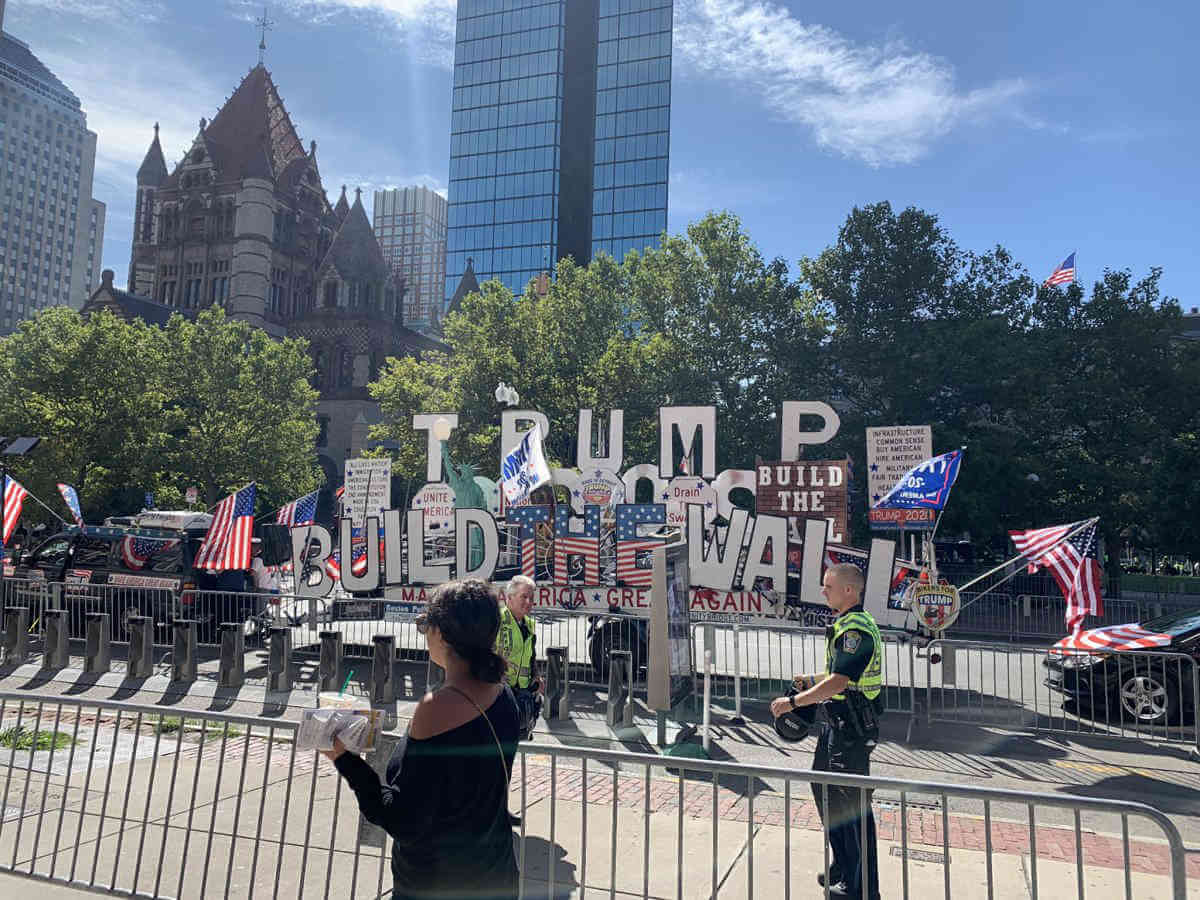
(827, 605, 884, 713)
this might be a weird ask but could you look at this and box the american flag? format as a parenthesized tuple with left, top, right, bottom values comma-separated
(1044, 252, 1076, 287)
(824, 544, 913, 592)
(1053, 623, 1170, 654)
(276, 489, 319, 527)
(554, 505, 601, 583)
(120, 535, 179, 570)
(57, 483, 84, 527)
(194, 483, 256, 571)
(326, 528, 368, 580)
(3, 475, 29, 545)
(1010, 518, 1103, 633)
(507, 506, 550, 578)
(615, 504, 665, 586)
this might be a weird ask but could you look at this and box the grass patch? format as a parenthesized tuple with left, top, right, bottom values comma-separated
(0, 725, 76, 751)
(156, 716, 242, 740)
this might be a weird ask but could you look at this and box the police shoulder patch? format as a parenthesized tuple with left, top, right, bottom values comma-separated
(841, 630, 862, 653)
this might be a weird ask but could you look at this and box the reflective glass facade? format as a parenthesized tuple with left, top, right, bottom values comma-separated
(445, 0, 671, 300)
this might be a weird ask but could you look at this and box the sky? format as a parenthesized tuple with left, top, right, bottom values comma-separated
(10, 0, 1198, 307)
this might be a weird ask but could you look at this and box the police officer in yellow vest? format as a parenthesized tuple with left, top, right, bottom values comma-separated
(496, 575, 543, 741)
(771, 562, 882, 900)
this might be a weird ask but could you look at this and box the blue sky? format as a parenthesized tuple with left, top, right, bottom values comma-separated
(12, 0, 1197, 306)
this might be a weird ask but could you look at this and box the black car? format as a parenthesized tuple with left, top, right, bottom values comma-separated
(3, 522, 268, 642)
(1044, 609, 1200, 727)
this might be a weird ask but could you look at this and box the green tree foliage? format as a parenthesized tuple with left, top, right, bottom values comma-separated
(0, 306, 320, 526)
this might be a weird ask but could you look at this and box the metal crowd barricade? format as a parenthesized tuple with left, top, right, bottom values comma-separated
(925, 637, 1200, 751)
(0, 692, 1188, 899)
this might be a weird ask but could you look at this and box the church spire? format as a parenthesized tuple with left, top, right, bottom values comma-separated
(255, 5, 274, 66)
(137, 123, 168, 186)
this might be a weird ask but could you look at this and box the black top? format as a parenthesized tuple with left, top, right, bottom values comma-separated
(335, 688, 521, 900)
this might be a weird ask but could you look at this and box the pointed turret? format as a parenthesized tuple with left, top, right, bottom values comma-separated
(318, 187, 389, 284)
(446, 257, 480, 317)
(137, 123, 168, 187)
(334, 185, 350, 223)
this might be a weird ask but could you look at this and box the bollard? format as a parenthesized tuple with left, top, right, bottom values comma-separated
(267, 627, 293, 692)
(42, 608, 69, 669)
(703, 649, 713, 753)
(218, 622, 245, 688)
(544, 646, 570, 721)
(318, 631, 343, 693)
(127, 615, 155, 679)
(606, 649, 633, 728)
(2, 605, 29, 666)
(84, 612, 111, 675)
(371, 635, 396, 704)
(940, 645, 957, 685)
(425, 657, 445, 693)
(172, 620, 198, 684)
(730, 624, 745, 725)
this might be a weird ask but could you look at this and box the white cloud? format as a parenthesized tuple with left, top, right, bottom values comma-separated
(271, 0, 456, 64)
(7, 0, 164, 23)
(674, 0, 1029, 165)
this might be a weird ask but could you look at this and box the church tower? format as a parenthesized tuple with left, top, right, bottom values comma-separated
(129, 124, 168, 295)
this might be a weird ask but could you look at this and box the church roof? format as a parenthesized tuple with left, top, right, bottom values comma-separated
(333, 186, 350, 223)
(137, 124, 168, 186)
(164, 64, 307, 186)
(318, 189, 389, 282)
(446, 257, 480, 316)
(82, 271, 194, 327)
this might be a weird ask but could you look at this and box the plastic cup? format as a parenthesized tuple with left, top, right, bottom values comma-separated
(318, 692, 367, 710)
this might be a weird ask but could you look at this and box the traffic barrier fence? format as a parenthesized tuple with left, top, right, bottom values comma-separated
(0, 693, 1188, 899)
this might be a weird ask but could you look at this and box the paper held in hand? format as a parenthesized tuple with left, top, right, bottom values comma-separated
(298, 698, 383, 754)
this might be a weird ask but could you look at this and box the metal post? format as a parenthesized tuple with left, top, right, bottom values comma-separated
(371, 634, 396, 704)
(42, 607, 68, 669)
(703, 649, 713, 753)
(172, 620, 197, 684)
(218, 623, 245, 689)
(730, 624, 745, 725)
(127, 615, 154, 679)
(84, 612, 111, 675)
(2, 605, 29, 665)
(544, 646, 569, 721)
(267, 627, 292, 692)
(318, 631, 342, 693)
(606, 649, 633, 728)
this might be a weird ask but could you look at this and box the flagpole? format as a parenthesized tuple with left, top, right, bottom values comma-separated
(20, 486, 69, 528)
(955, 516, 1098, 601)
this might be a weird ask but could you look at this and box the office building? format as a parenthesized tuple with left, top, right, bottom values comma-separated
(445, 0, 672, 300)
(0, 1, 106, 333)
(372, 186, 447, 334)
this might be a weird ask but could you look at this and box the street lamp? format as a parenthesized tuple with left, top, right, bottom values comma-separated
(494, 381, 519, 407)
(432, 418, 453, 442)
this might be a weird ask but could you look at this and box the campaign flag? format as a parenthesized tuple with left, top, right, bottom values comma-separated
(1044, 252, 1076, 287)
(2, 476, 29, 545)
(500, 427, 552, 505)
(874, 449, 963, 511)
(57, 483, 84, 527)
(120, 536, 179, 570)
(1010, 519, 1103, 633)
(824, 544, 913, 591)
(194, 483, 256, 571)
(277, 489, 319, 527)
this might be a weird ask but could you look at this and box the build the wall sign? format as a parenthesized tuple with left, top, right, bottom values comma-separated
(756, 460, 849, 543)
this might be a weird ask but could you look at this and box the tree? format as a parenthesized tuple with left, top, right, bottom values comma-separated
(158, 307, 321, 508)
(0, 307, 168, 523)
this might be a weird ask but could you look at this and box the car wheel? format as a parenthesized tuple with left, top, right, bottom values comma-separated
(1117, 669, 1179, 727)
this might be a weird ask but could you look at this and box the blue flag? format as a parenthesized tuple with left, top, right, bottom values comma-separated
(57, 483, 84, 526)
(874, 449, 963, 511)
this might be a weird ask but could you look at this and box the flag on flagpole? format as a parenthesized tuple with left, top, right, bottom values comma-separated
(500, 426, 552, 505)
(2, 475, 29, 545)
(57, 483, 84, 526)
(195, 483, 256, 571)
(276, 489, 319, 527)
(874, 449, 963, 511)
(1010, 519, 1103, 632)
(1044, 252, 1076, 287)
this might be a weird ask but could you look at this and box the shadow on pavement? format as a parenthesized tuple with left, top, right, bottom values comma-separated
(515, 834, 578, 899)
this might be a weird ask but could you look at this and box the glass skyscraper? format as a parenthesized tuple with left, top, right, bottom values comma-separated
(445, 0, 671, 300)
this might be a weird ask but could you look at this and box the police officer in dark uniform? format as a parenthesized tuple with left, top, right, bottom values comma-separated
(771, 562, 882, 899)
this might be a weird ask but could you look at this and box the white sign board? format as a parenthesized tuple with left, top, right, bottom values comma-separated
(865, 426, 932, 507)
(343, 458, 392, 528)
(411, 483, 456, 533)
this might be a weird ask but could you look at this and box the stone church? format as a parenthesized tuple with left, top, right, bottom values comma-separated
(105, 63, 443, 504)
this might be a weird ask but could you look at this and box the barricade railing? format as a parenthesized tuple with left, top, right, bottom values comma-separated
(945, 592, 1178, 642)
(690, 621, 921, 719)
(925, 637, 1200, 751)
(0, 693, 1187, 899)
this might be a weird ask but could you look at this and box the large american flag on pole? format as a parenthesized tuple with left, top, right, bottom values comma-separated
(615, 504, 664, 587)
(2, 475, 29, 545)
(1044, 252, 1076, 287)
(1010, 518, 1103, 633)
(195, 483, 256, 571)
(554, 505, 600, 583)
(276, 489, 319, 527)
